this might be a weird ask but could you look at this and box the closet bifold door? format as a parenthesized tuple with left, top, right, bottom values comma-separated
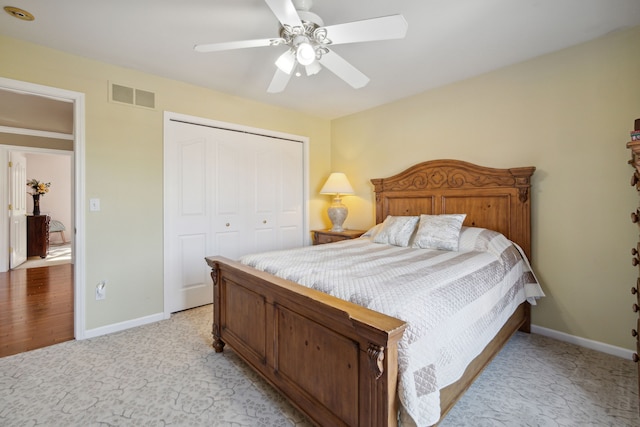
(164, 118, 305, 314)
(626, 117, 640, 414)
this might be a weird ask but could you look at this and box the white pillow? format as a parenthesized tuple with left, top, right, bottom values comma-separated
(362, 223, 384, 238)
(411, 214, 466, 251)
(373, 215, 419, 247)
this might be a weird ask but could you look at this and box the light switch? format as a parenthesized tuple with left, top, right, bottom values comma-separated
(89, 198, 100, 211)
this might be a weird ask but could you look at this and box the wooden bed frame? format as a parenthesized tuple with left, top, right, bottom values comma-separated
(205, 159, 535, 426)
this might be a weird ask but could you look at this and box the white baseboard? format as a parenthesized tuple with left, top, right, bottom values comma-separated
(79, 317, 636, 360)
(83, 312, 165, 339)
(531, 324, 635, 360)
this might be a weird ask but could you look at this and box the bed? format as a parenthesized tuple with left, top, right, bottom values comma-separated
(205, 159, 539, 426)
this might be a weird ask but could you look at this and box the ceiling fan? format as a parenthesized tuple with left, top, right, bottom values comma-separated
(194, 0, 408, 93)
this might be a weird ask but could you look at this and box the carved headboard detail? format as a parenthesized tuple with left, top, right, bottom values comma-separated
(371, 159, 536, 258)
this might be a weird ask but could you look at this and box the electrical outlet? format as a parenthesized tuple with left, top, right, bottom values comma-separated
(96, 280, 106, 300)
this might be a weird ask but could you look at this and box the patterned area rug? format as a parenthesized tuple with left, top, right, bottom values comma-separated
(0, 304, 637, 426)
(0, 305, 310, 426)
(441, 333, 639, 426)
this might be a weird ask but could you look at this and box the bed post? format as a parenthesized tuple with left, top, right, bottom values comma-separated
(365, 342, 401, 426)
(208, 260, 225, 353)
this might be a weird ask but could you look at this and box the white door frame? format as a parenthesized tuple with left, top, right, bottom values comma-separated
(162, 111, 310, 319)
(0, 77, 86, 339)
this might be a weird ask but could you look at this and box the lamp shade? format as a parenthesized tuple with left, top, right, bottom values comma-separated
(320, 172, 354, 196)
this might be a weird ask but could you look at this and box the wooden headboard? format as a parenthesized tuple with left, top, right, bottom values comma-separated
(371, 159, 536, 258)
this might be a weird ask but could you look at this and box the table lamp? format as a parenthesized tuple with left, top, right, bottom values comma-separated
(320, 172, 355, 232)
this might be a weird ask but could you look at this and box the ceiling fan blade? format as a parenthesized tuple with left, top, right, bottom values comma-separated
(318, 50, 369, 89)
(267, 68, 294, 93)
(323, 15, 408, 45)
(194, 38, 283, 53)
(265, 0, 302, 28)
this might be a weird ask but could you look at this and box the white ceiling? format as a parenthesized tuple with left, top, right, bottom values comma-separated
(2, 0, 639, 119)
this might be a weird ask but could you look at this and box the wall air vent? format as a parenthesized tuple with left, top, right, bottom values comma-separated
(109, 82, 156, 110)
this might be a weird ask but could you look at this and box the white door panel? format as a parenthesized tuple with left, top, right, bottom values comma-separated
(213, 137, 247, 258)
(179, 140, 207, 216)
(165, 123, 215, 313)
(165, 116, 305, 313)
(9, 152, 27, 268)
(281, 226, 304, 249)
(179, 234, 210, 310)
(278, 140, 304, 249)
(180, 234, 208, 286)
(251, 142, 278, 252)
(254, 228, 277, 253)
(215, 231, 244, 261)
(215, 139, 244, 216)
(254, 146, 278, 213)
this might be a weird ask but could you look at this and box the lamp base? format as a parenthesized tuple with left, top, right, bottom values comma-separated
(327, 197, 348, 232)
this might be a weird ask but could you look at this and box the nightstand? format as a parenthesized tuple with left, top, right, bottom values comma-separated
(312, 229, 366, 245)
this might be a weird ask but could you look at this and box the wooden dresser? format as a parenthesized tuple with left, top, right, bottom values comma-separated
(626, 118, 640, 406)
(27, 215, 50, 258)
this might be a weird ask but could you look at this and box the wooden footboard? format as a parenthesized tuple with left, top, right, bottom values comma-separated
(206, 256, 531, 426)
(206, 256, 407, 427)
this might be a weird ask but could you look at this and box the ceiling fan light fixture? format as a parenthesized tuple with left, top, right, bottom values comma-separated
(305, 61, 321, 76)
(275, 49, 296, 74)
(296, 42, 316, 66)
(195, 0, 408, 93)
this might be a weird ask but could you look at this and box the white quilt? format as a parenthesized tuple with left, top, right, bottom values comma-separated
(241, 228, 544, 426)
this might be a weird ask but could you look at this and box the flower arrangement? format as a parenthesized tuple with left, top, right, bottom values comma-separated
(27, 179, 51, 196)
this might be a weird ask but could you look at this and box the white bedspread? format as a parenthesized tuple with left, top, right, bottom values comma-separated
(240, 229, 544, 426)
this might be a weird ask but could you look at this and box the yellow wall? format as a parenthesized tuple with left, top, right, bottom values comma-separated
(3, 25, 640, 350)
(332, 26, 640, 350)
(0, 35, 332, 330)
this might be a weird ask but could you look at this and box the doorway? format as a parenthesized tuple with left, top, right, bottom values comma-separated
(0, 77, 87, 344)
(10, 150, 74, 270)
(1, 145, 75, 358)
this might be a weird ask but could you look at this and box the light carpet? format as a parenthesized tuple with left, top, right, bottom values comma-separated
(0, 305, 637, 426)
(13, 242, 72, 269)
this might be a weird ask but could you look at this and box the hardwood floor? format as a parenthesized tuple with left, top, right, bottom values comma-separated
(0, 264, 74, 358)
